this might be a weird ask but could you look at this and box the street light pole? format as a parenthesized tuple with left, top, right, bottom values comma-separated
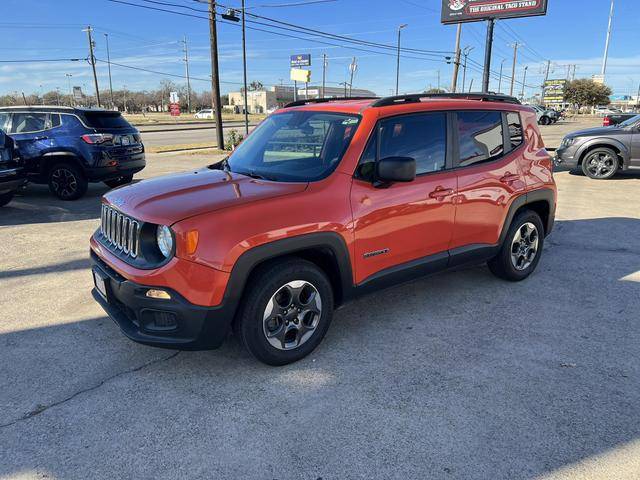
(481, 18, 495, 93)
(509, 42, 520, 97)
(395, 24, 407, 95)
(601, 0, 614, 78)
(182, 36, 192, 114)
(104, 33, 115, 109)
(520, 65, 528, 100)
(498, 58, 505, 93)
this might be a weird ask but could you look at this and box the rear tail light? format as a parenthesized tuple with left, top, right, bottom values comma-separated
(81, 133, 114, 145)
(603, 116, 611, 126)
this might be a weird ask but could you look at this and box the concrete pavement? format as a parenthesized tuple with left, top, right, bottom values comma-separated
(1, 118, 639, 479)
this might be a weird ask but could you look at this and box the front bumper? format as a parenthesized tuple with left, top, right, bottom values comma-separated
(90, 251, 234, 350)
(554, 144, 580, 168)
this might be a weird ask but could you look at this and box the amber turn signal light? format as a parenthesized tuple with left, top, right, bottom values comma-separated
(185, 230, 199, 255)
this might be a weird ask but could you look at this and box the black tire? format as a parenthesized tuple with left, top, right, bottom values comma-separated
(0, 191, 14, 207)
(581, 147, 619, 180)
(488, 210, 545, 282)
(235, 258, 334, 366)
(540, 116, 551, 125)
(104, 174, 134, 189)
(48, 162, 88, 200)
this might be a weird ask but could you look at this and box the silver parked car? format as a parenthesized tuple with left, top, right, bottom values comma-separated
(555, 114, 640, 179)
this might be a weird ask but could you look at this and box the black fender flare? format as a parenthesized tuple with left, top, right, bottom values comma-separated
(498, 188, 556, 246)
(221, 232, 354, 317)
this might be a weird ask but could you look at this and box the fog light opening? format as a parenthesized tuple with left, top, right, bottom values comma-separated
(146, 289, 172, 300)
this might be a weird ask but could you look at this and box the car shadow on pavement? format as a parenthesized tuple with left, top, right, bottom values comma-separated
(0, 183, 108, 227)
(0, 258, 89, 280)
(0, 217, 639, 479)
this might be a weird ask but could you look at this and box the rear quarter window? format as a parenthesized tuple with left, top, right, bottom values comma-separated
(82, 112, 132, 129)
(506, 112, 523, 150)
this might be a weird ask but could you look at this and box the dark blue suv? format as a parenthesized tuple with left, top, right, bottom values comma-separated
(0, 106, 145, 200)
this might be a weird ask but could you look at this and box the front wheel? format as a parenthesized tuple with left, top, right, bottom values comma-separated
(104, 174, 134, 188)
(48, 162, 88, 200)
(488, 210, 544, 282)
(539, 116, 551, 125)
(0, 191, 14, 207)
(581, 147, 619, 179)
(235, 259, 334, 366)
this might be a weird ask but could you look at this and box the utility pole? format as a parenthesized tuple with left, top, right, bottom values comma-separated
(461, 46, 474, 93)
(349, 57, 357, 97)
(571, 64, 577, 81)
(182, 36, 192, 114)
(208, 0, 225, 150)
(395, 24, 407, 95)
(437, 69, 440, 91)
(104, 33, 115, 109)
(241, 0, 248, 135)
(541, 59, 551, 104)
(509, 42, 520, 97)
(601, 0, 614, 78)
(56, 87, 61, 106)
(123, 85, 128, 113)
(520, 65, 528, 100)
(451, 23, 462, 93)
(468, 78, 474, 93)
(321, 54, 327, 99)
(83, 26, 101, 107)
(481, 18, 495, 93)
(498, 58, 505, 93)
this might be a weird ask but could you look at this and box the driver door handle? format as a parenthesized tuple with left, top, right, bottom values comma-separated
(428, 187, 454, 199)
(500, 173, 520, 184)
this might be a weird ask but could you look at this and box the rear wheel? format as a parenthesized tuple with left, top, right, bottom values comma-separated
(581, 147, 618, 179)
(104, 174, 133, 188)
(0, 191, 14, 207)
(488, 210, 544, 282)
(48, 162, 88, 200)
(540, 116, 551, 125)
(235, 259, 334, 366)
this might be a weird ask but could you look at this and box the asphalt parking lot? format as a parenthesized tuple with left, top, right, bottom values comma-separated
(1, 118, 639, 479)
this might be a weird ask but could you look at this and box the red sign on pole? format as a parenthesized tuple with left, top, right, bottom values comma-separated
(169, 102, 181, 116)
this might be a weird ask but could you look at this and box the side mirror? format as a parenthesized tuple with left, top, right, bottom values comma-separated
(375, 156, 416, 186)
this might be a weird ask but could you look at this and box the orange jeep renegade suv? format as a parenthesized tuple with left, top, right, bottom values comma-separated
(90, 93, 557, 365)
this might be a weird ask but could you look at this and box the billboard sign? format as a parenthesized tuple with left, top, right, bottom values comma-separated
(441, 0, 548, 24)
(542, 79, 567, 104)
(169, 91, 179, 103)
(290, 54, 311, 67)
(290, 68, 311, 83)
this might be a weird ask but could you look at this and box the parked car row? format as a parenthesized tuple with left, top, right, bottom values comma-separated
(528, 105, 561, 125)
(556, 113, 640, 179)
(0, 106, 145, 206)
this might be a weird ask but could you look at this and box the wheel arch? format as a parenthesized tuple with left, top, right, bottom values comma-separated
(223, 233, 354, 319)
(40, 152, 85, 177)
(576, 140, 629, 168)
(499, 189, 556, 245)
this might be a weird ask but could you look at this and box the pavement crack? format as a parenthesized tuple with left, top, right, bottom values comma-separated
(0, 351, 180, 429)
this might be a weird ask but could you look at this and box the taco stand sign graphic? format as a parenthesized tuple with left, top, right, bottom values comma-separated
(441, 0, 548, 24)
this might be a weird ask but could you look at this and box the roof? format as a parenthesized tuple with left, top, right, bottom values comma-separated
(0, 105, 120, 114)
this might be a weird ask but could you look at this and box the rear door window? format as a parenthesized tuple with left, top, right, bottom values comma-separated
(82, 111, 131, 129)
(0, 113, 10, 132)
(455, 111, 504, 167)
(10, 112, 47, 134)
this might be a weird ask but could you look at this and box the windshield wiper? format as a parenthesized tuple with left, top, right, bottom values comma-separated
(241, 170, 278, 181)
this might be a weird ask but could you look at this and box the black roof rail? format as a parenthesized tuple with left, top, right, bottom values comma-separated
(371, 92, 521, 107)
(284, 96, 379, 108)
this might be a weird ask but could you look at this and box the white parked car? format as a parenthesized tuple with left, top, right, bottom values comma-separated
(593, 106, 621, 116)
(194, 109, 213, 119)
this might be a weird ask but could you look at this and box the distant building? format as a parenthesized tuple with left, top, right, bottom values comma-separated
(226, 85, 377, 114)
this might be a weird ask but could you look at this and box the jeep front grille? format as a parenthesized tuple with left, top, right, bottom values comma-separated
(100, 204, 140, 258)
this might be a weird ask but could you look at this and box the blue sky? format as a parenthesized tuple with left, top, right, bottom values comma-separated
(1, 0, 639, 98)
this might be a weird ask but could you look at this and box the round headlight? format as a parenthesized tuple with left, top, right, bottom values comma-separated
(156, 225, 174, 258)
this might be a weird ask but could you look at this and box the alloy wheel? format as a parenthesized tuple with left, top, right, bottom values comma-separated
(510, 222, 539, 271)
(585, 152, 616, 178)
(262, 280, 322, 351)
(50, 168, 78, 198)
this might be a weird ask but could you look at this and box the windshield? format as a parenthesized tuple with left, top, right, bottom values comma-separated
(618, 114, 640, 127)
(225, 111, 361, 182)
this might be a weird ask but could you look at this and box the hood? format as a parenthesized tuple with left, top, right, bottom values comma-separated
(103, 168, 308, 225)
(569, 126, 626, 138)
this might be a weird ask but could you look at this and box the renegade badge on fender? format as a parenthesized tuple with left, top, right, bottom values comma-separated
(90, 93, 557, 365)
